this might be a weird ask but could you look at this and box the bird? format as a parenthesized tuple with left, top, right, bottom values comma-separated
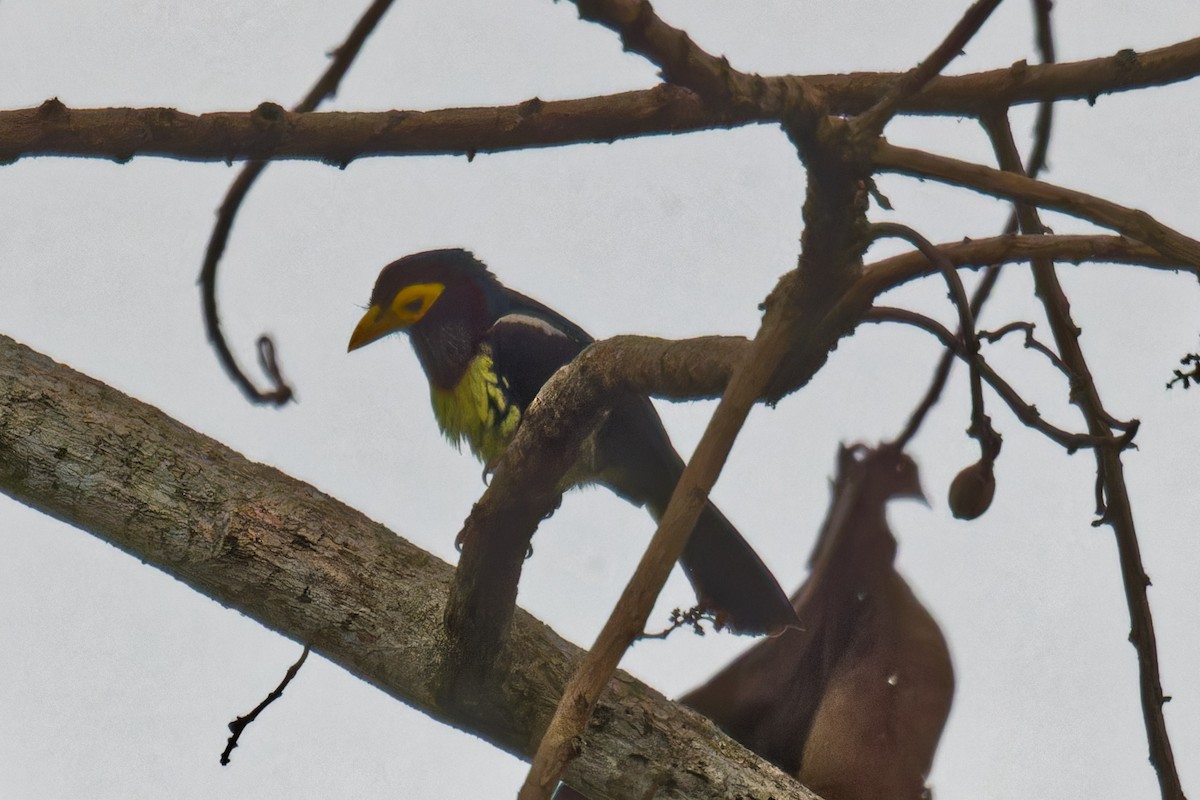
(677, 445, 953, 800)
(552, 445, 952, 800)
(347, 248, 797, 635)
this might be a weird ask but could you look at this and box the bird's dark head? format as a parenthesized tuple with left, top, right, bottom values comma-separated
(837, 443, 929, 507)
(347, 249, 506, 353)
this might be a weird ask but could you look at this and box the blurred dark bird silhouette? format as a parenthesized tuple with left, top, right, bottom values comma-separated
(556, 444, 954, 800)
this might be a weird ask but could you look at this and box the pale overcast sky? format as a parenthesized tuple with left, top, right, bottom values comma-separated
(2, 1, 1199, 798)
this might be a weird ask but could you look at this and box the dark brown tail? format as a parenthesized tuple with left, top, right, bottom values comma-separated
(650, 495, 798, 635)
(598, 396, 797, 635)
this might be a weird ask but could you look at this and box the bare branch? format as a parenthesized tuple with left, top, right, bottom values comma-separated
(199, 0, 397, 406)
(981, 111, 1183, 800)
(5, 38, 1200, 164)
(865, 308, 1131, 453)
(220, 646, 310, 765)
(978, 320, 1071, 376)
(892, 0, 1059, 449)
(852, 0, 1003, 137)
(874, 141, 1200, 269)
(519, 263, 823, 799)
(859, 233, 1184, 299)
(569, 0, 752, 106)
(893, 264, 1003, 451)
(869, 223, 1001, 462)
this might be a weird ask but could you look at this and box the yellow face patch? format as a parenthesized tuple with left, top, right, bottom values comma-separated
(390, 282, 445, 326)
(348, 282, 447, 351)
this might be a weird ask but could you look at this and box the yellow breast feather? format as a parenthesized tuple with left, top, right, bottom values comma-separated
(429, 352, 521, 464)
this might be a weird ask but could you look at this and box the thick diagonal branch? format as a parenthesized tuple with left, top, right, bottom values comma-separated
(0, 333, 812, 800)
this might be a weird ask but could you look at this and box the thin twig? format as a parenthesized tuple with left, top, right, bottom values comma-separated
(569, 0, 762, 108)
(981, 110, 1183, 800)
(893, 264, 1003, 450)
(979, 320, 1071, 373)
(220, 646, 310, 765)
(1166, 353, 1200, 389)
(891, 0, 1058, 448)
(199, 0, 397, 405)
(852, 0, 1003, 138)
(867, 307, 1131, 453)
(870, 223, 1000, 460)
(1026, 0, 1057, 178)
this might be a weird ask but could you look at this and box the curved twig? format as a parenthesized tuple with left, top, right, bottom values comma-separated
(867, 307, 1132, 453)
(893, 0, 1058, 448)
(870, 223, 1000, 459)
(199, 0, 397, 405)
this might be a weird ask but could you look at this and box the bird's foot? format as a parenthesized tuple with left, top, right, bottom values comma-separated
(637, 606, 718, 641)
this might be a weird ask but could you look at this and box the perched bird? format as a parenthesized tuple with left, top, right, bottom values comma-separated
(348, 248, 796, 635)
(553, 445, 952, 800)
(679, 445, 953, 800)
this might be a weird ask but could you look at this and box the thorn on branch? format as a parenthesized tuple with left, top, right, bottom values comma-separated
(866, 178, 894, 210)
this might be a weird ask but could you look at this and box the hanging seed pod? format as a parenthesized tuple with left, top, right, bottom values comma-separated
(948, 458, 996, 520)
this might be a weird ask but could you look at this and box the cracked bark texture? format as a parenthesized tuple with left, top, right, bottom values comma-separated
(0, 333, 817, 800)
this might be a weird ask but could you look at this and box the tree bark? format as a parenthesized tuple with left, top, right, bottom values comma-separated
(0, 333, 817, 800)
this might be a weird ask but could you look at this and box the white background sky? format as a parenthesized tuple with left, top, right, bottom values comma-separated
(2, 1, 1199, 798)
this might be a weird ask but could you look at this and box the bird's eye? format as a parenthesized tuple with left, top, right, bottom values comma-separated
(404, 298, 424, 313)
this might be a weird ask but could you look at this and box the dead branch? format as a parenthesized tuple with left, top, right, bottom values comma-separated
(981, 111, 1184, 800)
(4, 37, 1200, 164)
(866, 307, 1134, 453)
(200, 0, 396, 406)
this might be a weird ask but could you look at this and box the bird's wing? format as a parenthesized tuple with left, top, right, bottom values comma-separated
(485, 300, 590, 411)
(491, 292, 796, 634)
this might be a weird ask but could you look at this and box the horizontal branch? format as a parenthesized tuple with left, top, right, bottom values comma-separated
(874, 143, 1200, 269)
(3, 37, 1198, 164)
(857, 233, 1186, 301)
(0, 89, 750, 165)
(0, 333, 812, 800)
